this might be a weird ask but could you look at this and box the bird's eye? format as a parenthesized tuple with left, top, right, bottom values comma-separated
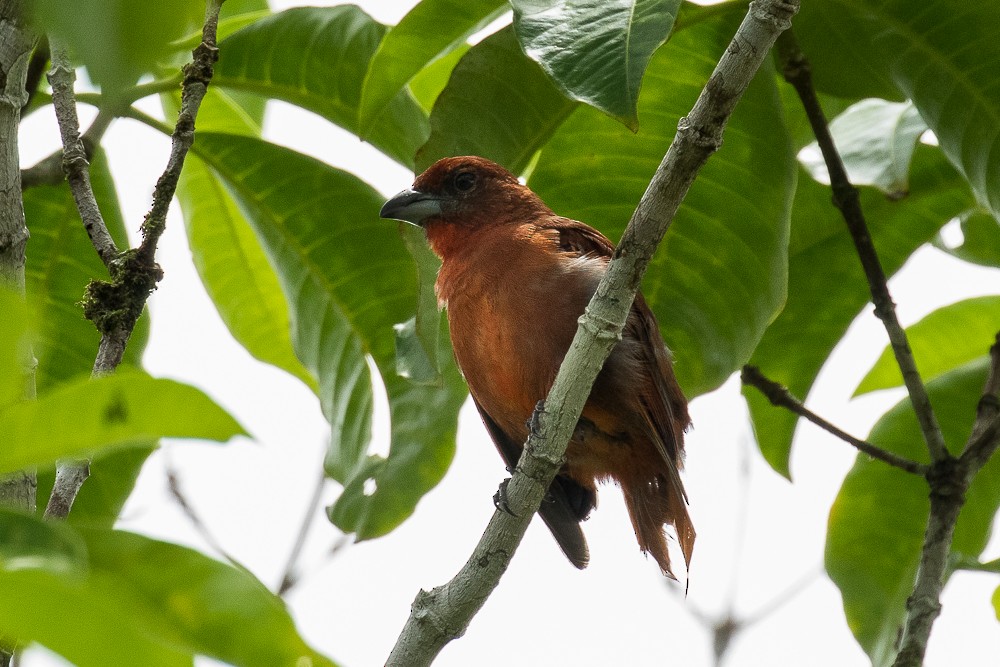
(453, 171, 477, 193)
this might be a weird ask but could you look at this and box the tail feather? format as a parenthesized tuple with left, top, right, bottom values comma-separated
(622, 475, 695, 580)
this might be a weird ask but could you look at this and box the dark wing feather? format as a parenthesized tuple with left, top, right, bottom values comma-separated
(544, 216, 616, 258)
(548, 216, 695, 568)
(471, 396, 591, 569)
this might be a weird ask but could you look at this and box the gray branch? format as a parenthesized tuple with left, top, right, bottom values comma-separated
(892, 334, 1000, 667)
(385, 2, 801, 664)
(43, 0, 224, 520)
(0, 0, 37, 515)
(46, 38, 119, 267)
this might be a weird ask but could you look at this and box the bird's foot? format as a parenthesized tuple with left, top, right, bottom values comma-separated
(526, 400, 546, 437)
(493, 478, 517, 516)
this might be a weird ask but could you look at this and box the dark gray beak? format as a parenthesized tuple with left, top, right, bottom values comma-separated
(379, 188, 443, 226)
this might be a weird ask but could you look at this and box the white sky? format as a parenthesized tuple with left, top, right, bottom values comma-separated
(16, 1, 1000, 665)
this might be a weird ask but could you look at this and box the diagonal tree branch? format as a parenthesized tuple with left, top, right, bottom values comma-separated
(892, 333, 1000, 667)
(776, 30, 948, 465)
(43, 0, 224, 520)
(385, 2, 801, 664)
(46, 37, 119, 267)
(741, 365, 928, 475)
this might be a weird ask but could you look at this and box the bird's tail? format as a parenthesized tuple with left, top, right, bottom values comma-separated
(621, 474, 695, 581)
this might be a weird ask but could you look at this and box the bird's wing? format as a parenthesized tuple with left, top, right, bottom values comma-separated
(544, 216, 616, 258)
(470, 395, 591, 569)
(547, 216, 695, 568)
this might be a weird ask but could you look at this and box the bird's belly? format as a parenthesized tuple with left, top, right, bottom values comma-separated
(450, 298, 568, 439)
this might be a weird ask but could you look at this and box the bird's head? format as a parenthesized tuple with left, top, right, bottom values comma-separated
(379, 156, 547, 228)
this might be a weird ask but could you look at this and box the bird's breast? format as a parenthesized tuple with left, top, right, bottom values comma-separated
(442, 241, 605, 439)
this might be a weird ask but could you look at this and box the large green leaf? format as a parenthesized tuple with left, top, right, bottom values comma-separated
(511, 0, 681, 130)
(826, 359, 998, 665)
(23, 152, 144, 392)
(798, 99, 926, 197)
(162, 88, 316, 393)
(79, 529, 336, 666)
(0, 508, 85, 576)
(528, 13, 795, 397)
(745, 145, 975, 477)
(215, 6, 428, 168)
(0, 512, 335, 666)
(32, 0, 202, 96)
(358, 0, 507, 134)
(856, 296, 1000, 396)
(191, 133, 467, 539)
(0, 370, 245, 475)
(416, 26, 578, 174)
(934, 209, 1000, 269)
(794, 0, 1000, 220)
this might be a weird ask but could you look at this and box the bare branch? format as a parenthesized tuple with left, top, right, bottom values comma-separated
(775, 31, 948, 464)
(277, 465, 329, 596)
(46, 38, 119, 267)
(386, 2, 801, 664)
(891, 333, 1000, 667)
(741, 365, 928, 475)
(44, 0, 224, 520)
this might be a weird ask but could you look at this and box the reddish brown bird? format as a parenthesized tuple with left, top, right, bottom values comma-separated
(381, 156, 694, 578)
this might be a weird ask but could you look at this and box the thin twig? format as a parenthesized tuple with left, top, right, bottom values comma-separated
(21, 76, 183, 189)
(45, 37, 119, 267)
(776, 30, 949, 465)
(165, 461, 240, 566)
(385, 2, 800, 664)
(741, 365, 928, 474)
(277, 464, 329, 596)
(43, 0, 224, 520)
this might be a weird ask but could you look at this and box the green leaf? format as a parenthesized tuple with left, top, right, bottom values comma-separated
(190, 133, 467, 539)
(0, 370, 246, 475)
(24, 152, 145, 392)
(415, 26, 578, 174)
(79, 529, 336, 666)
(408, 42, 470, 114)
(798, 99, 926, 197)
(215, 6, 428, 168)
(0, 570, 193, 666)
(934, 209, 1000, 269)
(0, 508, 86, 577)
(826, 359, 997, 665)
(32, 0, 203, 96)
(47, 0, 199, 83)
(358, 0, 507, 133)
(528, 13, 795, 397)
(0, 513, 190, 667)
(0, 513, 335, 667)
(173, 10, 271, 51)
(794, 0, 1000, 220)
(163, 88, 316, 393)
(745, 144, 975, 477)
(393, 223, 445, 386)
(993, 586, 1000, 621)
(857, 296, 1000, 396)
(511, 0, 681, 130)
